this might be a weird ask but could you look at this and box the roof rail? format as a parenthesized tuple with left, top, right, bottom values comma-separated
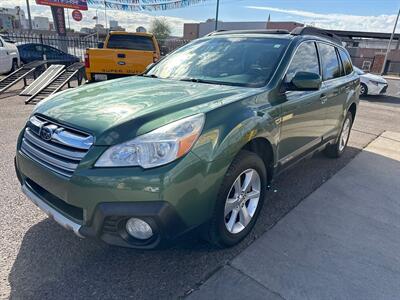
(291, 26, 343, 45)
(207, 29, 290, 36)
(206, 29, 227, 36)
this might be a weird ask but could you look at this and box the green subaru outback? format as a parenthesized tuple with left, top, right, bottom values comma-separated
(15, 27, 359, 249)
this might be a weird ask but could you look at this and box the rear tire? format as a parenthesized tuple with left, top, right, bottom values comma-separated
(360, 83, 368, 96)
(6, 59, 18, 75)
(325, 111, 353, 158)
(206, 150, 267, 248)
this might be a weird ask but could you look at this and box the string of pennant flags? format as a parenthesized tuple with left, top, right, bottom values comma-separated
(87, 0, 207, 11)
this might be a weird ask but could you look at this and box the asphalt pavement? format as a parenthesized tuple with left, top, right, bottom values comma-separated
(1, 80, 400, 299)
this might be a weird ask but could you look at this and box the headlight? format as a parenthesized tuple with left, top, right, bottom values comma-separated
(95, 114, 205, 168)
(369, 80, 381, 86)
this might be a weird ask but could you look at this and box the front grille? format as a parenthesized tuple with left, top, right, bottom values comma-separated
(20, 115, 94, 178)
(381, 84, 388, 94)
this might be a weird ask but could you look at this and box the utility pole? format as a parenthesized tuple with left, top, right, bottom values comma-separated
(381, 8, 400, 75)
(214, 0, 220, 31)
(67, 8, 71, 30)
(104, 0, 108, 30)
(95, 9, 99, 42)
(25, 0, 32, 31)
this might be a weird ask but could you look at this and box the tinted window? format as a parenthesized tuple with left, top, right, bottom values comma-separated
(148, 37, 289, 88)
(34, 45, 42, 52)
(44, 45, 62, 55)
(285, 41, 319, 82)
(318, 43, 341, 80)
(338, 48, 353, 75)
(107, 35, 155, 51)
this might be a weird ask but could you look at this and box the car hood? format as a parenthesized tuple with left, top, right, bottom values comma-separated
(33, 76, 259, 145)
(361, 72, 387, 84)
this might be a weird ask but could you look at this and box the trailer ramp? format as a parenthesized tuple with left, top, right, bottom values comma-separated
(20, 64, 65, 96)
(25, 63, 85, 104)
(0, 61, 47, 94)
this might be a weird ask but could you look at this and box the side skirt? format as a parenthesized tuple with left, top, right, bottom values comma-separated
(268, 136, 336, 185)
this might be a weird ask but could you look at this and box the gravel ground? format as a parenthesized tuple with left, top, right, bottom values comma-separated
(1, 79, 400, 299)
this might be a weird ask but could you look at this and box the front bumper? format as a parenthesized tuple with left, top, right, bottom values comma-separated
(20, 179, 188, 248)
(15, 146, 224, 248)
(21, 182, 84, 238)
(367, 82, 388, 95)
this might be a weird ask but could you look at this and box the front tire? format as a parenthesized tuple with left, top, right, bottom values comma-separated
(325, 111, 353, 158)
(206, 150, 267, 248)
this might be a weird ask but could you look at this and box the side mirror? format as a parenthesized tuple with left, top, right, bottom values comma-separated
(98, 42, 104, 49)
(289, 71, 322, 91)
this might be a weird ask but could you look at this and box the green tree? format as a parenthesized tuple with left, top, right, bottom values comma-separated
(150, 18, 171, 43)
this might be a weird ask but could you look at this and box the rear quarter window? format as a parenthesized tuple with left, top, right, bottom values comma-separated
(338, 48, 353, 75)
(107, 35, 155, 51)
(318, 43, 341, 80)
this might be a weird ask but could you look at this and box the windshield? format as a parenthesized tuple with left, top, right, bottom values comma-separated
(354, 66, 365, 75)
(147, 36, 289, 87)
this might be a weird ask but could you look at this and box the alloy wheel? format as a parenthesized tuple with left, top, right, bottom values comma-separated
(224, 169, 261, 234)
(339, 118, 351, 152)
(360, 84, 366, 96)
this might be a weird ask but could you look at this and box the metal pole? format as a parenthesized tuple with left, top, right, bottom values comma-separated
(381, 8, 400, 75)
(104, 0, 108, 30)
(67, 8, 71, 30)
(215, 0, 220, 31)
(25, 0, 33, 31)
(96, 9, 99, 42)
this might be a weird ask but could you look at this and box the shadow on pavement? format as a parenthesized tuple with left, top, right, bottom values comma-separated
(190, 148, 400, 299)
(0, 90, 23, 100)
(360, 94, 400, 106)
(8, 146, 365, 299)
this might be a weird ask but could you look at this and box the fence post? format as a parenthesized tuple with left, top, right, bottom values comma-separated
(39, 34, 44, 60)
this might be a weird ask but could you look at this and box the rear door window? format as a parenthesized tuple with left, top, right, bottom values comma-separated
(107, 35, 155, 51)
(338, 48, 353, 75)
(285, 41, 320, 83)
(318, 43, 341, 80)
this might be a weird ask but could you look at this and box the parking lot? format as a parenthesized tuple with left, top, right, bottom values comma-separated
(1, 79, 400, 299)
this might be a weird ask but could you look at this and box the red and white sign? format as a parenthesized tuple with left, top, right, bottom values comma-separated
(36, 0, 88, 11)
(72, 9, 83, 22)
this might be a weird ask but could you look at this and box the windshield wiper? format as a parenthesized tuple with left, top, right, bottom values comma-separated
(179, 77, 246, 87)
(179, 78, 213, 84)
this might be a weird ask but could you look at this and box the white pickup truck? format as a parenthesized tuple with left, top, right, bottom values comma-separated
(0, 36, 20, 74)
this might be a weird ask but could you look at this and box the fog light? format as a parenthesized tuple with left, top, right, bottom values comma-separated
(125, 218, 153, 240)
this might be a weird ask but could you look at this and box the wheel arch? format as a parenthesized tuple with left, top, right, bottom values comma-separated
(348, 102, 357, 121)
(242, 137, 275, 185)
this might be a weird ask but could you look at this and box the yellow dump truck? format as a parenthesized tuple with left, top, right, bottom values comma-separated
(84, 31, 160, 82)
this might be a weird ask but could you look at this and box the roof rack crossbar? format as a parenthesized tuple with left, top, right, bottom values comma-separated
(291, 26, 342, 44)
(207, 29, 290, 36)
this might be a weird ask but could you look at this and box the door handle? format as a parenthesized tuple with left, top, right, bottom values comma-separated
(320, 94, 328, 104)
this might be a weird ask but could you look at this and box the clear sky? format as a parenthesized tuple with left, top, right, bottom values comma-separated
(1, 0, 399, 36)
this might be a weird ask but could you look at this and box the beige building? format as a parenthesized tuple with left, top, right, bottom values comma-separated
(184, 20, 305, 40)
